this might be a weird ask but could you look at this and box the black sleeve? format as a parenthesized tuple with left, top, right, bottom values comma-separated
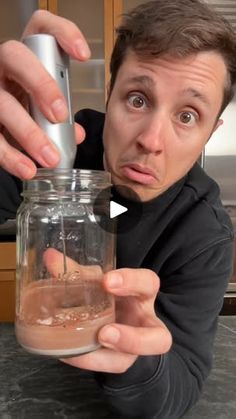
(74, 108, 105, 170)
(96, 238, 233, 419)
(0, 168, 22, 224)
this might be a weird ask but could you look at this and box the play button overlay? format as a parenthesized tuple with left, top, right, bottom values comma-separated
(93, 184, 143, 234)
(110, 201, 128, 218)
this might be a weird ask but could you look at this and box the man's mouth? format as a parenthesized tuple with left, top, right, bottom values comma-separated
(121, 163, 157, 185)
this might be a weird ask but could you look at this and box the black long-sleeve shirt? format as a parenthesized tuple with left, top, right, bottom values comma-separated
(0, 109, 234, 419)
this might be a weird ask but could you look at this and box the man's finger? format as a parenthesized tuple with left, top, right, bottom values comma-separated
(0, 133, 36, 179)
(22, 10, 91, 61)
(0, 41, 69, 124)
(98, 323, 172, 355)
(103, 268, 160, 300)
(74, 122, 86, 144)
(43, 248, 103, 280)
(60, 347, 137, 373)
(0, 88, 61, 172)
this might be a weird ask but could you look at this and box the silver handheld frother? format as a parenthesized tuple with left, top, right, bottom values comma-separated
(23, 34, 76, 168)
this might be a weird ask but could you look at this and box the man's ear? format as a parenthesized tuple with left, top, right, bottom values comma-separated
(205, 118, 224, 145)
(213, 118, 224, 133)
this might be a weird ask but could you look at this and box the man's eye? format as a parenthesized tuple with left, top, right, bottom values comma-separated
(179, 111, 197, 125)
(128, 94, 146, 109)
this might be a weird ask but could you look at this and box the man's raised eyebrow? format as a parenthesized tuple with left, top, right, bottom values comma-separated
(125, 75, 155, 87)
(182, 88, 210, 106)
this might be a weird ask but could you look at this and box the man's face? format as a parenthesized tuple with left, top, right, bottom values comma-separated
(103, 51, 227, 201)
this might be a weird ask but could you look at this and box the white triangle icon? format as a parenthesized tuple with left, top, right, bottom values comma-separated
(110, 201, 128, 219)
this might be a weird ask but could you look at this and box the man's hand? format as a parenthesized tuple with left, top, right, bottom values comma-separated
(43, 248, 172, 373)
(0, 10, 90, 179)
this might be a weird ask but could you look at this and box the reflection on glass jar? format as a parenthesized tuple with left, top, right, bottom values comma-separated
(15, 169, 116, 357)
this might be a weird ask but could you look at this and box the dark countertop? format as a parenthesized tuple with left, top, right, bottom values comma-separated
(0, 316, 235, 419)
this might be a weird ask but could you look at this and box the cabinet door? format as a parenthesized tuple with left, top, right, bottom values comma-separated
(0, 243, 16, 322)
(0, 0, 40, 42)
(43, 0, 122, 113)
(57, 0, 105, 113)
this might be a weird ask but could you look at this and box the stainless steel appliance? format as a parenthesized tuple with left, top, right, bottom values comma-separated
(202, 94, 236, 293)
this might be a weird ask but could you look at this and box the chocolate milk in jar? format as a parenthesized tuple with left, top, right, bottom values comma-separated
(15, 169, 116, 357)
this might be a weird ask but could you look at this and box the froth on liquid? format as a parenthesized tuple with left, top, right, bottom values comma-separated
(15, 277, 115, 357)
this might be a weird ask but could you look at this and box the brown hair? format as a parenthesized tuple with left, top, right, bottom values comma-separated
(109, 0, 236, 114)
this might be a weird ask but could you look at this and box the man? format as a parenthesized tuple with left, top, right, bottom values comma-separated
(0, 0, 235, 417)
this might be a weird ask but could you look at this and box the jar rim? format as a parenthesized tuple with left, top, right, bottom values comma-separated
(22, 168, 112, 198)
(30, 168, 111, 182)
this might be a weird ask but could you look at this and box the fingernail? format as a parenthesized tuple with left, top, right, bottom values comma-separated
(74, 39, 91, 59)
(18, 163, 34, 179)
(51, 98, 68, 121)
(100, 326, 120, 344)
(41, 143, 60, 166)
(107, 273, 123, 288)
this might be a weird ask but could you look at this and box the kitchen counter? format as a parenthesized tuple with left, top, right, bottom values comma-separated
(0, 317, 235, 419)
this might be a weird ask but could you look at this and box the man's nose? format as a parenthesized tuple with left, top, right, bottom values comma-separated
(136, 114, 166, 154)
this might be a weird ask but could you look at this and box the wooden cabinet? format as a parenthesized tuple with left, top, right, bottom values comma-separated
(0, 243, 16, 322)
(0, 1, 49, 42)
(39, 0, 123, 112)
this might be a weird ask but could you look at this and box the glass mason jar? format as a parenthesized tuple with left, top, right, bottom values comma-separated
(15, 169, 116, 357)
